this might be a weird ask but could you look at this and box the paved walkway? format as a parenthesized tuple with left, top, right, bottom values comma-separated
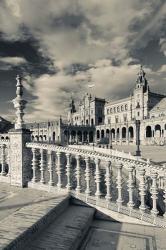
(24, 205, 95, 250)
(114, 145, 166, 164)
(0, 183, 69, 249)
(81, 220, 166, 250)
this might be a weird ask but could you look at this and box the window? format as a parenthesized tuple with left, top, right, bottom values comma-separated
(125, 104, 128, 111)
(110, 108, 112, 113)
(91, 110, 93, 115)
(137, 112, 140, 116)
(114, 107, 116, 113)
(108, 118, 111, 124)
(117, 106, 120, 112)
(121, 105, 124, 111)
(107, 108, 109, 114)
(115, 116, 119, 123)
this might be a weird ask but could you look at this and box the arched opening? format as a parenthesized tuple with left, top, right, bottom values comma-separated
(146, 126, 152, 138)
(39, 135, 43, 142)
(43, 135, 47, 141)
(35, 135, 39, 142)
(117, 128, 120, 140)
(31, 135, 34, 141)
(1, 136, 4, 140)
(77, 131, 82, 143)
(122, 127, 126, 139)
(128, 126, 134, 140)
(83, 131, 88, 142)
(97, 130, 100, 139)
(89, 131, 94, 143)
(71, 130, 76, 143)
(91, 118, 94, 126)
(52, 131, 56, 142)
(101, 130, 105, 138)
(5, 136, 9, 140)
(106, 129, 109, 138)
(155, 124, 161, 137)
(111, 128, 115, 140)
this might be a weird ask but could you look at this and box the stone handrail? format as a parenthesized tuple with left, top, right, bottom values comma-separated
(26, 142, 166, 227)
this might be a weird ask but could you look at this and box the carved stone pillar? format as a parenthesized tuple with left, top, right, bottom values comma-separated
(151, 171, 158, 216)
(105, 161, 112, 202)
(32, 148, 38, 183)
(127, 165, 135, 209)
(85, 156, 91, 196)
(40, 148, 45, 184)
(7, 145, 10, 177)
(138, 167, 146, 213)
(95, 158, 101, 199)
(56, 152, 62, 189)
(66, 153, 71, 191)
(1, 144, 6, 176)
(48, 150, 54, 186)
(75, 155, 81, 194)
(116, 163, 123, 209)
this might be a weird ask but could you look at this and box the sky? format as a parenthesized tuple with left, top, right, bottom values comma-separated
(0, 0, 165, 122)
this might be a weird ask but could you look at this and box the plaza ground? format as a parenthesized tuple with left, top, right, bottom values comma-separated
(0, 183, 166, 250)
(113, 144, 166, 164)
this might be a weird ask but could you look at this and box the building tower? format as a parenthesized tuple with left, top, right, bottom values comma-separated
(133, 66, 149, 120)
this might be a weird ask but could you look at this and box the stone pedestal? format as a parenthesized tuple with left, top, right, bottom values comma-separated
(9, 129, 31, 187)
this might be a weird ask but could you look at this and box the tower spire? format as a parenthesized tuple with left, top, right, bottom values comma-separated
(13, 75, 27, 129)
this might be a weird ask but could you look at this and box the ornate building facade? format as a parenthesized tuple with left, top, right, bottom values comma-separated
(1, 66, 165, 146)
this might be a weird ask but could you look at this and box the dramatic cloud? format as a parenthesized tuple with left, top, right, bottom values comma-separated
(0, 0, 165, 121)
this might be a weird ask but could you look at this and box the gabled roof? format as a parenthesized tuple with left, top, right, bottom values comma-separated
(150, 98, 166, 113)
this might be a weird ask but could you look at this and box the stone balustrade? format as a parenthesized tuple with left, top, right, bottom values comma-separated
(26, 142, 166, 227)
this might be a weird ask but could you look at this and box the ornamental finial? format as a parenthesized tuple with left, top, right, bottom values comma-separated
(13, 75, 27, 129)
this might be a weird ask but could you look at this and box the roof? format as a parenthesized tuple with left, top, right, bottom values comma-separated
(150, 98, 166, 113)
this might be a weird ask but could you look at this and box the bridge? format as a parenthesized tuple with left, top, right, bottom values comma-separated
(0, 76, 166, 249)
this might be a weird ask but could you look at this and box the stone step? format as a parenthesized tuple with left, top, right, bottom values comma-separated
(0, 193, 69, 250)
(24, 205, 95, 250)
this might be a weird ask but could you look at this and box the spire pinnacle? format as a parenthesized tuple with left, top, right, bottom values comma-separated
(13, 75, 27, 129)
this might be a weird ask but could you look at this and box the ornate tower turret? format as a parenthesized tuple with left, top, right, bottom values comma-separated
(13, 75, 27, 130)
(135, 65, 149, 92)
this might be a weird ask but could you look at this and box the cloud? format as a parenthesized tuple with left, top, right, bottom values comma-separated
(0, 56, 27, 65)
(0, 0, 165, 121)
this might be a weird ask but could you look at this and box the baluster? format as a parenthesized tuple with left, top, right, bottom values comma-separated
(7, 145, 10, 176)
(151, 171, 158, 217)
(116, 163, 123, 210)
(56, 152, 62, 189)
(85, 156, 91, 196)
(66, 153, 71, 191)
(32, 148, 37, 183)
(138, 167, 146, 213)
(164, 172, 166, 218)
(75, 155, 81, 194)
(40, 148, 45, 184)
(1, 144, 6, 176)
(95, 158, 101, 199)
(127, 165, 135, 209)
(105, 160, 112, 202)
(48, 150, 54, 186)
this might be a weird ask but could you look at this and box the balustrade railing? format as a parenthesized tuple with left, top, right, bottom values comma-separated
(26, 142, 166, 227)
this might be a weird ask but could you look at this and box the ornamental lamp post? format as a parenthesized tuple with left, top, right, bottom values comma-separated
(135, 119, 141, 157)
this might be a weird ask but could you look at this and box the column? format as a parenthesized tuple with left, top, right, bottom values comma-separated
(116, 163, 123, 209)
(40, 148, 45, 184)
(151, 171, 158, 216)
(7, 145, 10, 176)
(48, 150, 54, 186)
(138, 167, 146, 213)
(32, 148, 37, 183)
(1, 144, 6, 176)
(56, 152, 62, 189)
(75, 155, 81, 194)
(105, 161, 112, 202)
(127, 165, 135, 209)
(95, 158, 101, 199)
(85, 156, 91, 196)
(66, 153, 71, 191)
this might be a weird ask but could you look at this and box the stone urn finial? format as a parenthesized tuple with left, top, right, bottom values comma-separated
(13, 75, 27, 129)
